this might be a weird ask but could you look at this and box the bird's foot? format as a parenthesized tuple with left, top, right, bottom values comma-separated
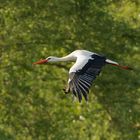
(63, 88, 70, 94)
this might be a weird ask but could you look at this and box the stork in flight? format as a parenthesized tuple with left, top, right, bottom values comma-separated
(33, 50, 132, 102)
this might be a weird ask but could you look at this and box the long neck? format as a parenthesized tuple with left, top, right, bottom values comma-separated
(53, 54, 76, 62)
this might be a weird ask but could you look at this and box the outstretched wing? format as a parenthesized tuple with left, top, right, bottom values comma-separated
(69, 54, 106, 102)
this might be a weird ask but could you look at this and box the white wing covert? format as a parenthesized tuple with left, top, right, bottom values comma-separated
(68, 54, 106, 102)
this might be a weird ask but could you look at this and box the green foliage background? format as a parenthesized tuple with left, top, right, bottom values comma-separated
(1, 0, 140, 140)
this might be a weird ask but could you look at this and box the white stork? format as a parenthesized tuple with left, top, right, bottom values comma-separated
(33, 50, 132, 102)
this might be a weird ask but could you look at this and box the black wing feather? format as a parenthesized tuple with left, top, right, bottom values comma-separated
(69, 54, 106, 102)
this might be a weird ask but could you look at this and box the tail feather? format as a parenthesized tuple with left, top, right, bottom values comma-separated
(106, 59, 133, 70)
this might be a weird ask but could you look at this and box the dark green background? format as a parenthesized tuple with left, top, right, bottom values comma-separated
(1, 0, 140, 140)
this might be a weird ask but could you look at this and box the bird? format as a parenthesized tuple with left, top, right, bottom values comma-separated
(33, 50, 132, 102)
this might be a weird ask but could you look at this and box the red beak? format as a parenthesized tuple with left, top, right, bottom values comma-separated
(33, 59, 48, 65)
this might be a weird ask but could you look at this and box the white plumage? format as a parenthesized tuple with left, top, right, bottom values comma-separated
(33, 50, 132, 102)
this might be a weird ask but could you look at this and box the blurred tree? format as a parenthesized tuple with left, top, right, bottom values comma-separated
(0, 0, 140, 140)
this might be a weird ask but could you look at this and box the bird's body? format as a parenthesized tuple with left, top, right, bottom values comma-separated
(33, 50, 132, 102)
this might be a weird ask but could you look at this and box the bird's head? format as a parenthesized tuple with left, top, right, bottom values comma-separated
(33, 56, 59, 65)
